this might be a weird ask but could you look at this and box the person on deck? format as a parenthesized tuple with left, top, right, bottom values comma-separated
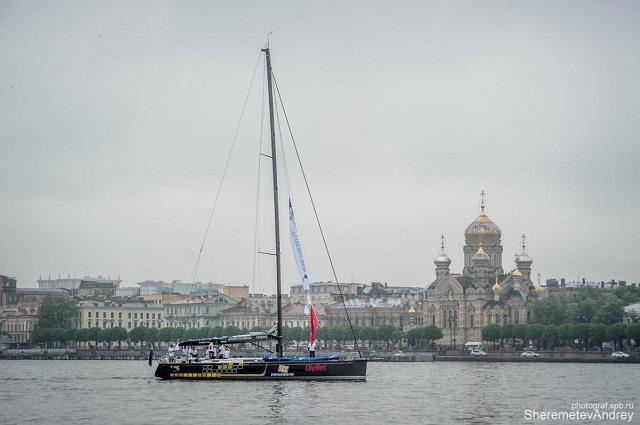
(308, 341, 316, 358)
(207, 342, 216, 360)
(222, 345, 231, 359)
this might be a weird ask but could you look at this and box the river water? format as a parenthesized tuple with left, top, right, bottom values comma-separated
(1, 360, 637, 424)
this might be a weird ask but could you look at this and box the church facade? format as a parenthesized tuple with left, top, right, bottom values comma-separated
(420, 192, 543, 347)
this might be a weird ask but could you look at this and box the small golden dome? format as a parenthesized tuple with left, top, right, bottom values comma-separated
(512, 268, 522, 278)
(492, 281, 502, 291)
(408, 306, 416, 314)
(535, 285, 545, 294)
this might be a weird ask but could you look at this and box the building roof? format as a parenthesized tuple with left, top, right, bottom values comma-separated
(328, 297, 406, 310)
(167, 293, 236, 306)
(77, 301, 162, 309)
(1, 306, 39, 317)
(624, 302, 640, 314)
(16, 288, 70, 294)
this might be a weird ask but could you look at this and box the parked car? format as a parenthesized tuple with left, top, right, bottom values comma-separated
(470, 349, 488, 357)
(521, 350, 540, 358)
(611, 351, 630, 359)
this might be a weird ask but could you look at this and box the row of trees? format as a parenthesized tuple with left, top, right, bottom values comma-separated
(31, 325, 247, 349)
(31, 324, 445, 351)
(531, 286, 640, 326)
(481, 323, 640, 351)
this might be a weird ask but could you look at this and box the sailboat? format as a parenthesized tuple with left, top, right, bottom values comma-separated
(154, 47, 367, 381)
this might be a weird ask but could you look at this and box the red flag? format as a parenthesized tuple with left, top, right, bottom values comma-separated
(309, 305, 320, 347)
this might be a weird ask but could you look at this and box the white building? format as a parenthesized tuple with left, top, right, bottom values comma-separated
(76, 301, 164, 330)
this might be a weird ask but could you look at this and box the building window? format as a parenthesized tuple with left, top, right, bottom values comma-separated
(134, 313, 138, 319)
(158, 313, 162, 320)
(152, 313, 155, 319)
(103, 312, 106, 318)
(515, 311, 520, 324)
(146, 313, 149, 319)
(119, 312, 122, 319)
(128, 323, 131, 329)
(128, 312, 131, 319)
(88, 312, 92, 318)
(110, 312, 114, 319)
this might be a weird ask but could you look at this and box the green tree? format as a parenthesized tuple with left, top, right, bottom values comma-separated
(358, 327, 376, 350)
(541, 325, 559, 350)
(501, 324, 514, 348)
(99, 328, 112, 347)
(159, 327, 174, 343)
(129, 327, 146, 347)
(625, 323, 640, 351)
(63, 328, 77, 348)
(525, 324, 545, 348)
(51, 328, 66, 348)
(378, 325, 396, 350)
(575, 298, 601, 323)
(222, 326, 240, 336)
(589, 324, 608, 349)
(144, 328, 159, 348)
(558, 324, 577, 348)
(575, 323, 591, 350)
(170, 327, 185, 342)
(184, 328, 200, 340)
(615, 286, 640, 305)
(391, 330, 405, 350)
(593, 299, 624, 325)
(481, 324, 501, 348)
(86, 327, 102, 347)
(38, 295, 78, 329)
(531, 298, 567, 325)
(75, 328, 90, 348)
(112, 327, 128, 348)
(405, 326, 442, 349)
(606, 323, 627, 351)
(512, 324, 527, 348)
(31, 327, 51, 347)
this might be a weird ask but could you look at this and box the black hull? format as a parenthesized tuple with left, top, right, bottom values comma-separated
(154, 357, 367, 381)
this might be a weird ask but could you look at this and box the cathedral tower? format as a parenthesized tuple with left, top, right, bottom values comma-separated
(515, 234, 533, 284)
(463, 191, 504, 277)
(434, 235, 451, 280)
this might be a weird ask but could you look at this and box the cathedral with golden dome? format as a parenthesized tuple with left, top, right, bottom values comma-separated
(420, 191, 542, 346)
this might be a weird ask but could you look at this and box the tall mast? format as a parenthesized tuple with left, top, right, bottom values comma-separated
(262, 47, 283, 358)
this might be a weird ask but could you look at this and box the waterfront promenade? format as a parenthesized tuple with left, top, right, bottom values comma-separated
(2, 348, 638, 363)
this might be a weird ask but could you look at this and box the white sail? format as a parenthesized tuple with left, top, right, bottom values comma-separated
(288, 198, 312, 314)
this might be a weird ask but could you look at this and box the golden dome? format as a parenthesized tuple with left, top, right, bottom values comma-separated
(465, 192, 501, 242)
(492, 281, 502, 291)
(512, 268, 522, 278)
(535, 285, 545, 294)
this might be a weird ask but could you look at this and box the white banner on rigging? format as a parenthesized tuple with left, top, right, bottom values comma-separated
(288, 198, 312, 314)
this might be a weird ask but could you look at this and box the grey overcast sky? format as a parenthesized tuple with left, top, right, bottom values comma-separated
(1, 1, 639, 293)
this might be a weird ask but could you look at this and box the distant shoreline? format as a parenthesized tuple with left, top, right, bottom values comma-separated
(2, 349, 639, 363)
